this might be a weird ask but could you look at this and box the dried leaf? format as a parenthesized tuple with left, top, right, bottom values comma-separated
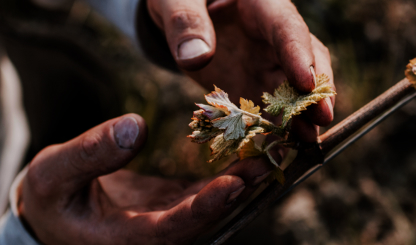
(209, 127, 264, 163)
(240, 98, 261, 115)
(405, 58, 416, 87)
(263, 74, 336, 127)
(265, 167, 285, 185)
(238, 139, 263, 160)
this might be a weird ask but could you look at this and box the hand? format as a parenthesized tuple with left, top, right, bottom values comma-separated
(20, 114, 273, 244)
(147, 0, 335, 142)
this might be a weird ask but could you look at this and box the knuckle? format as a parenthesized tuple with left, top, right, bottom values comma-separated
(80, 133, 103, 161)
(169, 10, 201, 30)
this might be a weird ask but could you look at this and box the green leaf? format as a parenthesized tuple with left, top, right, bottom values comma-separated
(262, 74, 336, 127)
(205, 86, 261, 140)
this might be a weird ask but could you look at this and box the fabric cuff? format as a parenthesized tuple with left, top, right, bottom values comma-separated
(0, 167, 39, 245)
(0, 211, 39, 245)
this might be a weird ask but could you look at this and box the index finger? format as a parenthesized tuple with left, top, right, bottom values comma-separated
(246, 0, 315, 93)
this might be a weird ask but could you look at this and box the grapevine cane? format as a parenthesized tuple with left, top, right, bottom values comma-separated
(202, 60, 416, 245)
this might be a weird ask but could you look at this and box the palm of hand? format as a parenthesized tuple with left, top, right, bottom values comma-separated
(21, 113, 272, 245)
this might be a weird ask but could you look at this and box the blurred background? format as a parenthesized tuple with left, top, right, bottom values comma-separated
(0, 0, 416, 244)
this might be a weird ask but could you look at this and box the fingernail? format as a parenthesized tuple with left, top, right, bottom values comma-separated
(114, 117, 139, 149)
(310, 66, 317, 88)
(253, 171, 272, 186)
(177, 39, 210, 60)
(324, 97, 334, 120)
(226, 185, 245, 204)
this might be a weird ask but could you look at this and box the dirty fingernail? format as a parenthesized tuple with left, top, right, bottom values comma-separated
(253, 171, 272, 186)
(226, 185, 245, 204)
(114, 117, 139, 149)
(178, 39, 210, 60)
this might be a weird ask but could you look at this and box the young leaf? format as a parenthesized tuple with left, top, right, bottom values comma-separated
(265, 168, 285, 185)
(188, 109, 222, 144)
(196, 104, 226, 120)
(262, 74, 336, 127)
(205, 86, 261, 140)
(405, 58, 416, 87)
(209, 127, 264, 163)
(238, 139, 263, 160)
(188, 129, 222, 144)
(240, 98, 261, 115)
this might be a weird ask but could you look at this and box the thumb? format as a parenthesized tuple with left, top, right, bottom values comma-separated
(27, 114, 147, 197)
(148, 0, 216, 70)
(156, 175, 245, 244)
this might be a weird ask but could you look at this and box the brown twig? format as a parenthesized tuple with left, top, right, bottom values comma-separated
(204, 78, 416, 245)
(319, 78, 415, 155)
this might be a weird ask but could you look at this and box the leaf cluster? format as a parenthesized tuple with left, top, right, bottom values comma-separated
(188, 74, 336, 184)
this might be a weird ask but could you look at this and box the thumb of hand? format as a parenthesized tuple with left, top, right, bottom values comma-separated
(26, 114, 147, 197)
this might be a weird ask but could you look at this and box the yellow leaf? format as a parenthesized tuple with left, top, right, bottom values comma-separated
(238, 139, 263, 160)
(405, 58, 416, 87)
(265, 167, 285, 185)
(240, 98, 261, 115)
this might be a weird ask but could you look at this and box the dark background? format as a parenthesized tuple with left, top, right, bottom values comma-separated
(1, 0, 416, 244)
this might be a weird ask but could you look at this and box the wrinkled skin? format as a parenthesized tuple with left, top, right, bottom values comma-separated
(148, 0, 335, 142)
(21, 0, 336, 244)
(21, 114, 275, 244)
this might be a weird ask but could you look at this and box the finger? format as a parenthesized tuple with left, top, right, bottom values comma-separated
(183, 155, 275, 198)
(247, 0, 315, 93)
(27, 114, 147, 197)
(291, 114, 319, 143)
(224, 156, 274, 186)
(148, 0, 216, 70)
(156, 175, 245, 244)
(305, 34, 335, 126)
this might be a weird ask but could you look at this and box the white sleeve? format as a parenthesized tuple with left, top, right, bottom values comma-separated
(0, 168, 39, 245)
(83, 0, 141, 44)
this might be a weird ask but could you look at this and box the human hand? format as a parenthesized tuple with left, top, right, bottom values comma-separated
(146, 0, 335, 142)
(20, 114, 274, 244)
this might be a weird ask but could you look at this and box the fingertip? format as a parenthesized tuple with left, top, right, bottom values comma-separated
(176, 38, 215, 70)
(163, 5, 216, 71)
(305, 98, 334, 127)
(284, 53, 315, 93)
(115, 113, 148, 151)
(225, 156, 274, 187)
(192, 175, 245, 218)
